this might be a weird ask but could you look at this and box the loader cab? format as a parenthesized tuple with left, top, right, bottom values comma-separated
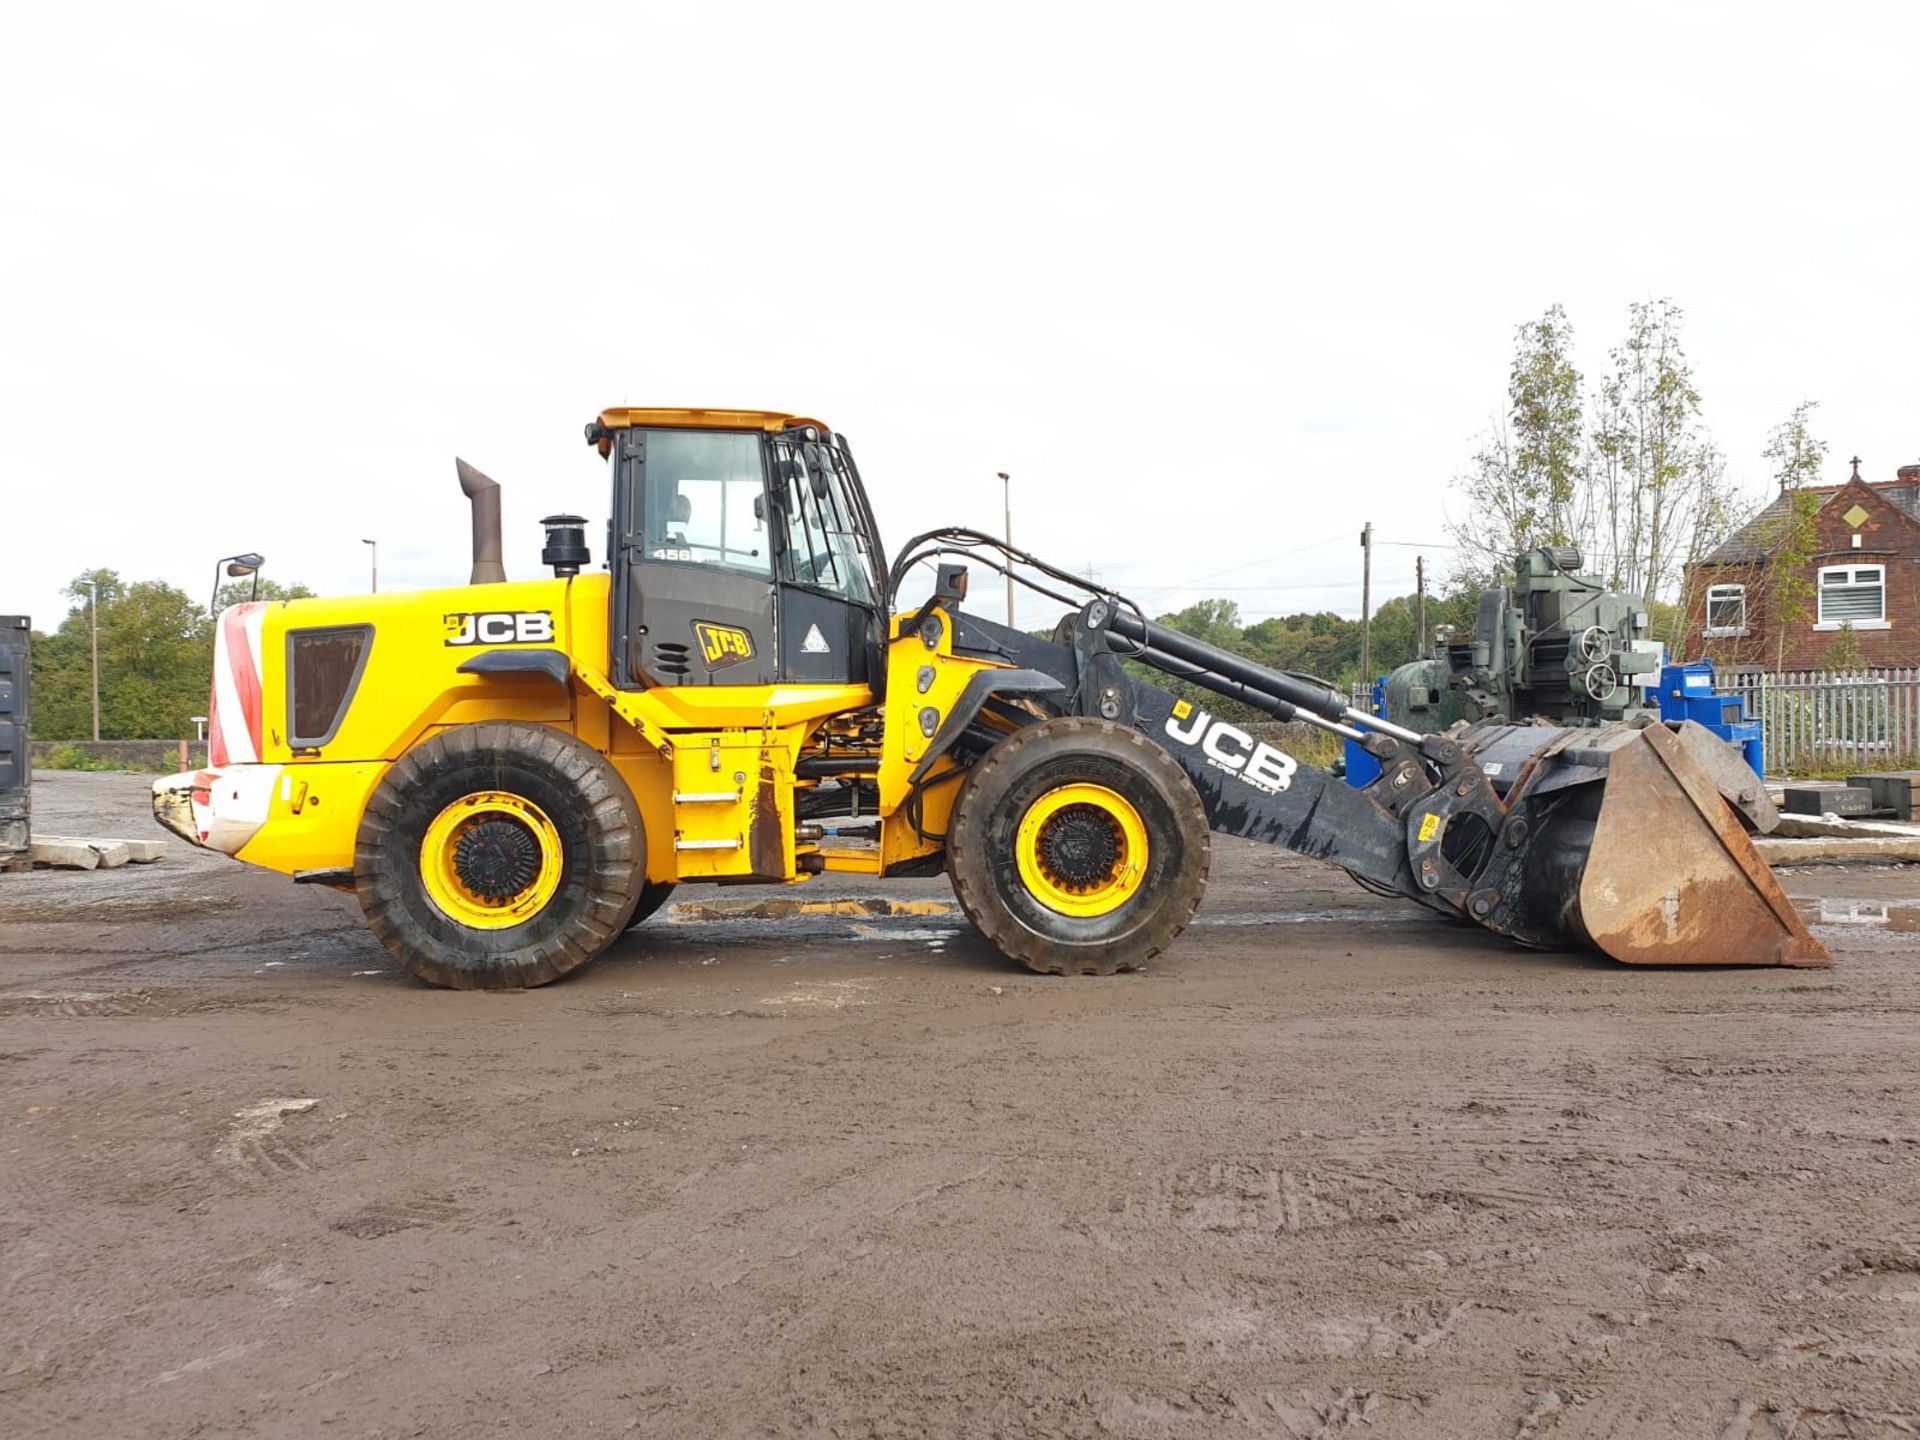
(595, 410, 887, 692)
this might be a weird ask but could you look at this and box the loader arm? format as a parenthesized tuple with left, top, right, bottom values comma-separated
(926, 580, 1826, 969)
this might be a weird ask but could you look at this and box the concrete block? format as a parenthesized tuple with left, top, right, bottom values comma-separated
(1758, 834, 1920, 865)
(37, 836, 166, 863)
(31, 839, 99, 869)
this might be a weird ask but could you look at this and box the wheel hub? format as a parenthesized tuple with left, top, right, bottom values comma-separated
(453, 818, 541, 903)
(418, 791, 565, 930)
(1036, 805, 1123, 891)
(1013, 782, 1150, 919)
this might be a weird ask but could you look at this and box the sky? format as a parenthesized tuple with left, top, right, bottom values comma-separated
(4, 2, 1917, 635)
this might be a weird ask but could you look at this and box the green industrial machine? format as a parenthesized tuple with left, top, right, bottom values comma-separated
(1383, 547, 1659, 733)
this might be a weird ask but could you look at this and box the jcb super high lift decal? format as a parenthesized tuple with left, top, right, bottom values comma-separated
(1165, 700, 1298, 795)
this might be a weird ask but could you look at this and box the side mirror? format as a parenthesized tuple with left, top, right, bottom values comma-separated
(802, 442, 832, 502)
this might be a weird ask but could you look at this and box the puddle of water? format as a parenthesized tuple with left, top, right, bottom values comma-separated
(1193, 908, 1423, 929)
(1792, 898, 1920, 931)
(849, 923, 959, 942)
(669, 897, 955, 923)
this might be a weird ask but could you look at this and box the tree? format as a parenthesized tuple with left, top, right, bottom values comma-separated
(1446, 305, 1584, 589)
(29, 570, 316, 741)
(1587, 299, 1735, 608)
(1156, 598, 1245, 651)
(1760, 401, 1827, 670)
(212, 577, 314, 615)
(1821, 620, 1867, 677)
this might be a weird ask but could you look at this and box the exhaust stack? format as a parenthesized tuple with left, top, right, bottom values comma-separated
(455, 458, 507, 584)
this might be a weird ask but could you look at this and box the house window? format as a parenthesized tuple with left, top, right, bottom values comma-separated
(1704, 583, 1746, 636)
(1816, 565, 1886, 627)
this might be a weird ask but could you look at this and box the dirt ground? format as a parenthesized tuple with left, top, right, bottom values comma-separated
(3, 772, 1918, 1439)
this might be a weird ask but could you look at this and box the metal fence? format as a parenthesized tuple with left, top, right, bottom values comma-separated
(1722, 669, 1920, 773)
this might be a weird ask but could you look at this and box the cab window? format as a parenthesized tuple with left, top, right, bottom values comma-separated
(642, 430, 770, 576)
(771, 438, 876, 604)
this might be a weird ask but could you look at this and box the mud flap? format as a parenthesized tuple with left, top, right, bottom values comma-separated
(1574, 724, 1829, 967)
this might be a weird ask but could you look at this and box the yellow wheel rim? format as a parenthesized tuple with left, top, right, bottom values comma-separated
(1014, 783, 1149, 918)
(418, 791, 564, 930)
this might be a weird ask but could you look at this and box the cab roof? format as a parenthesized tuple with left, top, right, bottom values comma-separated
(595, 407, 830, 434)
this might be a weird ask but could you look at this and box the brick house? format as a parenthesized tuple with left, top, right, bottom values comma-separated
(1683, 458, 1920, 673)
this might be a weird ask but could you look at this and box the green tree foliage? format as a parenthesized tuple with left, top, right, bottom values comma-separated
(1150, 593, 1435, 709)
(1687, 400, 1827, 671)
(1761, 401, 1827, 670)
(1588, 299, 1735, 607)
(1820, 620, 1867, 676)
(1156, 598, 1246, 651)
(29, 571, 314, 741)
(1451, 299, 1754, 626)
(213, 577, 314, 613)
(1447, 305, 1584, 590)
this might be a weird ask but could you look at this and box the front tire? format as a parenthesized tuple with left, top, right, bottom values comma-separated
(355, 723, 644, 989)
(947, 716, 1209, 975)
(623, 881, 677, 931)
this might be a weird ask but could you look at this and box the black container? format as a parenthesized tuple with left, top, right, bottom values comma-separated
(1864, 772, 1920, 820)
(1782, 784, 1872, 817)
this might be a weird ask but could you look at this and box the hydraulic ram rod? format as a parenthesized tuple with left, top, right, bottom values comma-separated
(1120, 642, 1366, 738)
(1104, 608, 1413, 741)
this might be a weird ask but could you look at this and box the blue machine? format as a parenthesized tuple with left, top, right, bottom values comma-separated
(1657, 661, 1764, 777)
(1343, 677, 1387, 788)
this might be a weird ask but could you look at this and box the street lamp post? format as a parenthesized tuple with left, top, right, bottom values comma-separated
(363, 538, 378, 593)
(998, 471, 1013, 627)
(80, 578, 100, 743)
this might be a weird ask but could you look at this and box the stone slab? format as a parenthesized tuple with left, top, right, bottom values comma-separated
(1758, 834, 1920, 865)
(30, 839, 99, 869)
(36, 836, 166, 863)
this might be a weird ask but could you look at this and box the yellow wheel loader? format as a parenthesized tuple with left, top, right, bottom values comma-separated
(153, 408, 1827, 987)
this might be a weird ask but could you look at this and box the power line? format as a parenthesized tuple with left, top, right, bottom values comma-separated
(1173, 532, 1347, 587)
(1147, 580, 1392, 593)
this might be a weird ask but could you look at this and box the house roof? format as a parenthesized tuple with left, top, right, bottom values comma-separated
(1699, 469, 1920, 565)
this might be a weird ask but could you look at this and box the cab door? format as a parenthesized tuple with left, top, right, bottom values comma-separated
(767, 432, 886, 687)
(612, 427, 780, 688)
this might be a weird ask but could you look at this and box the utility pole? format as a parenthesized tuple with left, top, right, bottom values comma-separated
(1415, 554, 1427, 657)
(1359, 522, 1373, 684)
(998, 472, 1014, 627)
(83, 579, 100, 742)
(363, 538, 378, 593)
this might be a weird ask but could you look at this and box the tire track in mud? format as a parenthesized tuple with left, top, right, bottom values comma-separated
(10, 773, 1920, 1437)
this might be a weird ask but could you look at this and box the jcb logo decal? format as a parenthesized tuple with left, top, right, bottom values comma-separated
(1164, 705, 1298, 795)
(694, 621, 755, 669)
(444, 611, 555, 646)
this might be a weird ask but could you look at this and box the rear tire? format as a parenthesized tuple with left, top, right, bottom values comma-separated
(947, 716, 1209, 975)
(355, 723, 644, 989)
